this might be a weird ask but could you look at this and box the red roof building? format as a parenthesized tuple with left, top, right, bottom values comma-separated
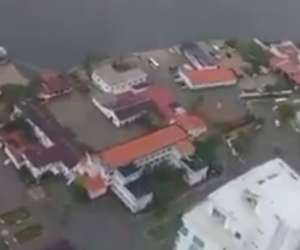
(179, 67, 236, 90)
(269, 41, 300, 85)
(173, 113, 207, 138)
(98, 124, 193, 168)
(38, 70, 73, 101)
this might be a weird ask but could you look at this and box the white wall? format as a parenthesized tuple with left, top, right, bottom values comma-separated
(184, 166, 208, 186)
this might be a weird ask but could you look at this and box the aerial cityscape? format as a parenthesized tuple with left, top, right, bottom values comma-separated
(0, 38, 299, 250)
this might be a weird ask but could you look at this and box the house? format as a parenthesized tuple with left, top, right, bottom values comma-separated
(92, 91, 153, 127)
(91, 59, 147, 94)
(179, 67, 237, 90)
(172, 113, 207, 138)
(174, 158, 300, 250)
(92, 125, 208, 212)
(269, 41, 300, 85)
(38, 70, 73, 101)
(180, 43, 218, 70)
(0, 100, 83, 183)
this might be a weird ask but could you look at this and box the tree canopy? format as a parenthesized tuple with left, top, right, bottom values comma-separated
(277, 102, 296, 122)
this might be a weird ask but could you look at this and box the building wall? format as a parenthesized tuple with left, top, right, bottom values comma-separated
(110, 182, 153, 213)
(113, 169, 142, 186)
(175, 220, 222, 250)
(92, 72, 147, 94)
(183, 166, 208, 186)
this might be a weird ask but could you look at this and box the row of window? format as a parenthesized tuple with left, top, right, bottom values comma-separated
(179, 226, 205, 250)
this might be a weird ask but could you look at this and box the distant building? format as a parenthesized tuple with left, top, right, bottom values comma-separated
(91, 59, 147, 94)
(92, 91, 153, 127)
(269, 41, 300, 85)
(174, 158, 300, 250)
(179, 67, 237, 90)
(38, 70, 73, 101)
(180, 43, 217, 70)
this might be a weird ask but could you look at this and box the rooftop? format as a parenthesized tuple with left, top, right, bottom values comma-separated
(15, 101, 82, 168)
(183, 67, 236, 86)
(138, 85, 178, 121)
(182, 155, 207, 171)
(184, 158, 300, 250)
(99, 124, 189, 168)
(181, 43, 217, 66)
(93, 91, 153, 120)
(40, 70, 72, 97)
(93, 59, 146, 86)
(174, 113, 207, 132)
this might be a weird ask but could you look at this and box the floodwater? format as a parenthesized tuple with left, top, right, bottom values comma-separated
(0, 0, 299, 69)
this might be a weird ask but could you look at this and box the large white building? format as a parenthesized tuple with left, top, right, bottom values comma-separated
(174, 158, 300, 250)
(91, 59, 147, 94)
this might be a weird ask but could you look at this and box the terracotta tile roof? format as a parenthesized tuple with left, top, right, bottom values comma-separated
(138, 85, 177, 120)
(176, 139, 195, 156)
(85, 175, 106, 193)
(40, 70, 72, 98)
(99, 125, 188, 168)
(185, 67, 236, 85)
(175, 113, 207, 132)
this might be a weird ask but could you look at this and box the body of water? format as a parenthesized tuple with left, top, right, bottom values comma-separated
(0, 0, 299, 69)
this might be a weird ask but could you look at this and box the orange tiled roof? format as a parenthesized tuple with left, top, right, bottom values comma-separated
(175, 114, 207, 132)
(99, 125, 189, 168)
(185, 68, 236, 85)
(176, 139, 195, 156)
(86, 175, 106, 193)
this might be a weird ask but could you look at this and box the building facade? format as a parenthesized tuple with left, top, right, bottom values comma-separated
(174, 158, 300, 250)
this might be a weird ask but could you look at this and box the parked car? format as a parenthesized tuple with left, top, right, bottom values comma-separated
(147, 57, 160, 69)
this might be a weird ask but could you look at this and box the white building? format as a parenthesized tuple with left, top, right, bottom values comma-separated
(94, 125, 209, 213)
(91, 60, 147, 94)
(92, 91, 152, 127)
(174, 158, 300, 250)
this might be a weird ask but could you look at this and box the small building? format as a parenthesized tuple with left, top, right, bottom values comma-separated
(38, 70, 73, 101)
(92, 91, 153, 127)
(180, 43, 218, 70)
(179, 67, 237, 90)
(91, 59, 147, 94)
(174, 158, 300, 250)
(172, 113, 207, 138)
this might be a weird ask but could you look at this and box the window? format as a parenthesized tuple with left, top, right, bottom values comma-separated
(179, 226, 189, 236)
(212, 208, 226, 225)
(234, 232, 241, 239)
(193, 236, 204, 249)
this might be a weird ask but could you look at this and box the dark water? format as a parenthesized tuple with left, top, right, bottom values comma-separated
(0, 0, 299, 69)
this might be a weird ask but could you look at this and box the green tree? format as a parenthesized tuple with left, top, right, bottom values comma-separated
(236, 40, 270, 73)
(277, 103, 296, 122)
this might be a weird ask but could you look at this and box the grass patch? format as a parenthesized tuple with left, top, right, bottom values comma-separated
(147, 216, 181, 242)
(14, 224, 43, 244)
(1, 207, 31, 225)
(0, 239, 9, 250)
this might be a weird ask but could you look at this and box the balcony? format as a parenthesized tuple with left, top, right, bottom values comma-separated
(181, 156, 208, 186)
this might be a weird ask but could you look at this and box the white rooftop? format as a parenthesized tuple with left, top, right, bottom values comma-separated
(93, 59, 146, 86)
(184, 158, 300, 250)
